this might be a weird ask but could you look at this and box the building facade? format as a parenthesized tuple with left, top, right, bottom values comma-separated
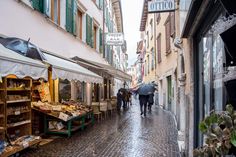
(0, 0, 130, 105)
(140, 0, 178, 116)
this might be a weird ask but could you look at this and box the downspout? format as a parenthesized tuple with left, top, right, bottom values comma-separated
(154, 13, 157, 81)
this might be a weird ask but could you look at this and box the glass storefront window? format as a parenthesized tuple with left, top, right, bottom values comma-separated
(198, 25, 226, 118)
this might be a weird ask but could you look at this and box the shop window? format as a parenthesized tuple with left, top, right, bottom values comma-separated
(59, 79, 71, 102)
(165, 16, 171, 54)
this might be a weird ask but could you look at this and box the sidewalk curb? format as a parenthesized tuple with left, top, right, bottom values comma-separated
(156, 106, 183, 157)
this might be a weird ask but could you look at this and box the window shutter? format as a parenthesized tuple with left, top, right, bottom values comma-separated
(72, 0, 77, 35)
(170, 12, 175, 36)
(32, 0, 44, 13)
(99, 0, 103, 10)
(165, 17, 171, 53)
(86, 14, 91, 46)
(90, 16, 94, 48)
(157, 34, 161, 63)
(66, 0, 73, 33)
(99, 29, 103, 53)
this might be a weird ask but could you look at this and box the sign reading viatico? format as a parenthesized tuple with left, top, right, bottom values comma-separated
(148, 0, 175, 13)
(105, 33, 124, 46)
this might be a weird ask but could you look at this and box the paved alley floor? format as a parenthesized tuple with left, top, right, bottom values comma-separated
(22, 101, 180, 157)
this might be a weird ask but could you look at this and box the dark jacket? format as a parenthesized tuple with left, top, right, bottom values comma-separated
(148, 94, 154, 104)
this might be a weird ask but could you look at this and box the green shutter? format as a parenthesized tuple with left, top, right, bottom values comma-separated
(90, 17, 94, 48)
(32, 0, 44, 13)
(86, 14, 91, 46)
(99, 29, 103, 53)
(72, 0, 77, 35)
(66, 0, 73, 33)
(99, 0, 103, 10)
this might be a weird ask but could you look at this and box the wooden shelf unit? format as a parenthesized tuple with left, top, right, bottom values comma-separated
(0, 79, 6, 141)
(0, 77, 32, 142)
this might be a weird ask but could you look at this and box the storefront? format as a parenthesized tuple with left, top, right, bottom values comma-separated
(0, 41, 103, 155)
(182, 0, 236, 149)
(73, 57, 132, 101)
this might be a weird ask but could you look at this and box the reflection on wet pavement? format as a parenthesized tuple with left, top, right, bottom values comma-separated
(22, 101, 180, 157)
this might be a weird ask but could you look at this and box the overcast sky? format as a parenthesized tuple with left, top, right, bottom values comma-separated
(121, 0, 143, 67)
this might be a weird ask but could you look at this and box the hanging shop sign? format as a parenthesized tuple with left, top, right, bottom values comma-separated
(105, 33, 124, 46)
(148, 0, 175, 13)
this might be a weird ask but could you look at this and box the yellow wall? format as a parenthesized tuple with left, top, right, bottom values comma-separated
(143, 14, 157, 83)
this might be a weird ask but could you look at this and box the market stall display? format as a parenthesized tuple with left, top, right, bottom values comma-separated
(32, 101, 94, 137)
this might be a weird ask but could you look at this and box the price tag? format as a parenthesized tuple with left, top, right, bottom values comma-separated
(15, 111, 20, 115)
(23, 141, 29, 148)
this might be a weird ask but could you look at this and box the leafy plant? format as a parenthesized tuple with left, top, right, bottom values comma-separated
(193, 104, 236, 157)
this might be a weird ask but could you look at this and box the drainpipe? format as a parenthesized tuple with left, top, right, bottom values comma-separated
(174, 37, 187, 155)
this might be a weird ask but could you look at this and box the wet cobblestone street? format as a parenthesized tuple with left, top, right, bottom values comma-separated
(22, 100, 180, 157)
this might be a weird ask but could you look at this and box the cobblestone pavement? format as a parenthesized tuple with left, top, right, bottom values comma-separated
(22, 99, 180, 157)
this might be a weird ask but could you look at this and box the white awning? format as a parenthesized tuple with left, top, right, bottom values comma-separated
(44, 53, 103, 83)
(0, 44, 48, 80)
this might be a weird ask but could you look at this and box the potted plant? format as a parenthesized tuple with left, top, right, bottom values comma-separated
(193, 104, 236, 157)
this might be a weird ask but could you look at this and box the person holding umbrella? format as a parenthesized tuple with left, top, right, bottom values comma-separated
(137, 83, 156, 116)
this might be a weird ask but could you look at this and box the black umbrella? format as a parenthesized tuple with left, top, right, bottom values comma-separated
(137, 83, 156, 95)
(0, 37, 46, 61)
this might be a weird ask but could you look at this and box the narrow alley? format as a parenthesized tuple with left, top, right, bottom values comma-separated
(22, 101, 180, 157)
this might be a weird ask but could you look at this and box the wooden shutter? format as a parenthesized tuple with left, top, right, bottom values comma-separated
(99, 29, 103, 53)
(86, 14, 91, 46)
(66, 0, 73, 33)
(170, 12, 175, 37)
(157, 34, 161, 63)
(99, 0, 103, 10)
(72, 0, 77, 35)
(165, 16, 171, 53)
(90, 17, 94, 48)
(32, 0, 44, 13)
(86, 15, 93, 48)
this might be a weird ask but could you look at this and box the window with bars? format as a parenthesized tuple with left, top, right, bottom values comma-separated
(165, 15, 171, 53)
(157, 33, 161, 63)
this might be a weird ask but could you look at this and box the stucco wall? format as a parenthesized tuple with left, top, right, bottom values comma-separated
(0, 0, 107, 64)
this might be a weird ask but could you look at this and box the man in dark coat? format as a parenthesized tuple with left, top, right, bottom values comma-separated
(139, 94, 148, 116)
(148, 93, 154, 111)
(117, 90, 122, 111)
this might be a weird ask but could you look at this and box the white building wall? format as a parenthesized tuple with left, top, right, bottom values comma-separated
(0, 0, 106, 64)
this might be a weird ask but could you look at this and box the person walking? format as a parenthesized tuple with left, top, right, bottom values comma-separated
(139, 94, 148, 116)
(148, 93, 154, 111)
(117, 90, 122, 111)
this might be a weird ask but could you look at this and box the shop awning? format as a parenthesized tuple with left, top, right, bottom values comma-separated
(0, 44, 48, 80)
(43, 53, 103, 83)
(73, 57, 132, 81)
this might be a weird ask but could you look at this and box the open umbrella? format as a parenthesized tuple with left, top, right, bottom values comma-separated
(0, 37, 46, 61)
(137, 83, 156, 95)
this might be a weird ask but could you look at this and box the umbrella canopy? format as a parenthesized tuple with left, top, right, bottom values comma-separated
(137, 83, 156, 95)
(0, 37, 46, 61)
